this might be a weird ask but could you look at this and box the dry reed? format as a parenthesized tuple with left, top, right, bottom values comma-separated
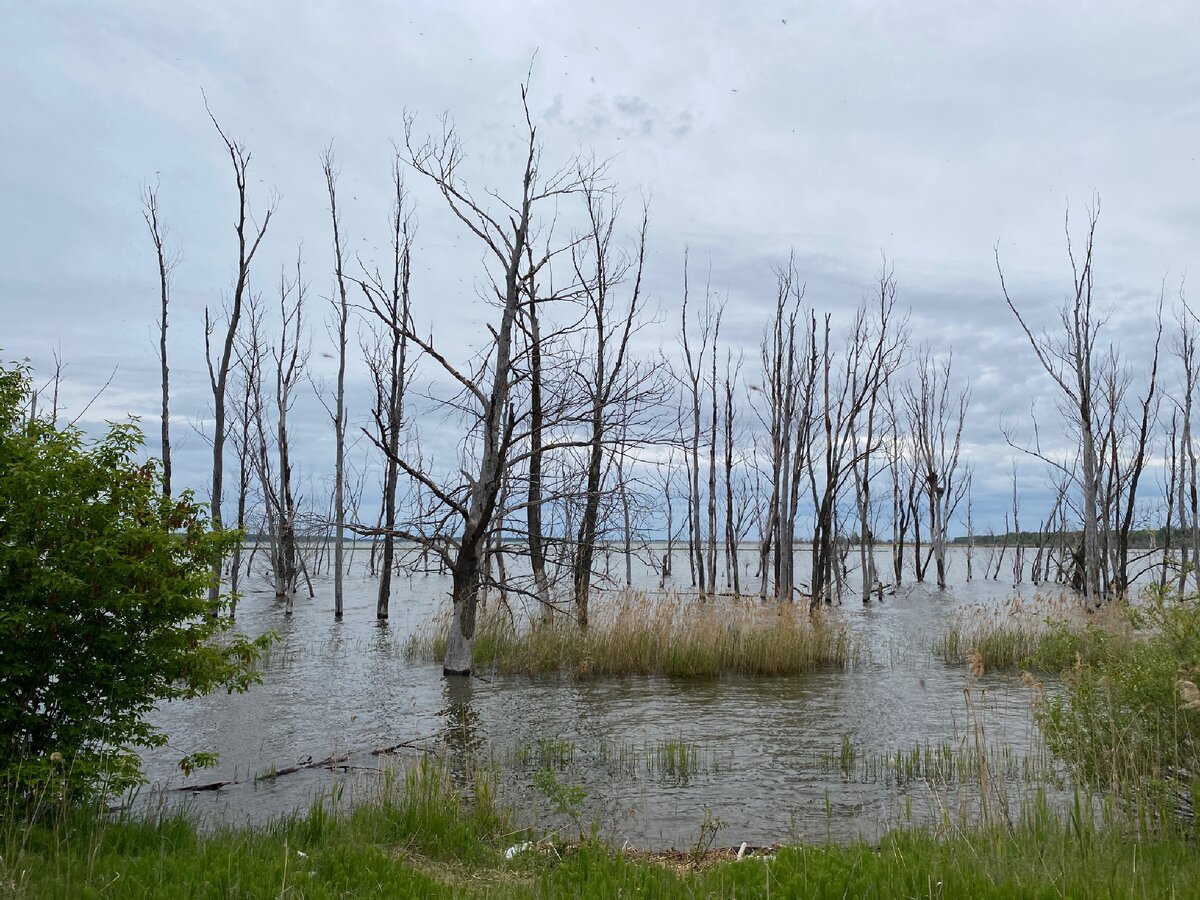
(407, 591, 859, 678)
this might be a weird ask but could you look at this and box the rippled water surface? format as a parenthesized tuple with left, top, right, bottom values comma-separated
(142, 545, 1075, 848)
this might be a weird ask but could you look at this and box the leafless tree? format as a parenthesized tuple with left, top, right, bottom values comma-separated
(243, 260, 309, 610)
(903, 347, 970, 589)
(808, 270, 906, 607)
(1001, 202, 1159, 603)
(142, 184, 178, 500)
(570, 185, 651, 625)
(677, 253, 722, 598)
(322, 148, 352, 619)
(379, 86, 593, 675)
(750, 255, 814, 602)
(203, 106, 275, 608)
(359, 160, 414, 620)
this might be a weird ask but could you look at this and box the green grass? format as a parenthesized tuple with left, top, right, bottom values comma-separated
(408, 592, 860, 678)
(933, 595, 1133, 674)
(7, 772, 1200, 898)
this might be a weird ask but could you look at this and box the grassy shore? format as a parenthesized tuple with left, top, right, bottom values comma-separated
(407, 592, 859, 678)
(5, 761, 1200, 898)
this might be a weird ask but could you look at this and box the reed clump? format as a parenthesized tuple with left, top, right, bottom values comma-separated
(407, 592, 859, 678)
(934, 594, 1132, 674)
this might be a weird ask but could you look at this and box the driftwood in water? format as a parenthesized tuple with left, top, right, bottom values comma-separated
(175, 751, 353, 792)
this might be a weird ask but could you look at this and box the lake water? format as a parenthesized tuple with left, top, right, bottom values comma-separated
(141, 544, 1083, 848)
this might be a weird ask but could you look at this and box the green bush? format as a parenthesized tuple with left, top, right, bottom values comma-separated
(1034, 587, 1200, 829)
(0, 364, 271, 801)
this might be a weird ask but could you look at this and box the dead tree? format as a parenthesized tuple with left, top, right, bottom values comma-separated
(227, 355, 257, 619)
(521, 267, 553, 621)
(808, 270, 906, 607)
(885, 386, 912, 585)
(1096, 310, 1162, 597)
(203, 108, 274, 608)
(999, 204, 1105, 603)
(722, 350, 746, 594)
(677, 252, 715, 598)
(1001, 203, 1159, 603)
(386, 88, 592, 676)
(570, 188, 649, 625)
(903, 348, 970, 589)
(242, 262, 309, 609)
(1172, 299, 1200, 591)
(750, 256, 814, 602)
(322, 148, 351, 619)
(142, 184, 177, 500)
(706, 305, 724, 595)
(359, 161, 414, 621)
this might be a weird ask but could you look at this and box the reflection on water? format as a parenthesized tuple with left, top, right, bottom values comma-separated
(141, 547, 1077, 847)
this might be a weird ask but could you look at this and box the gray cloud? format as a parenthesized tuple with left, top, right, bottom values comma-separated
(3, 1, 1195, 535)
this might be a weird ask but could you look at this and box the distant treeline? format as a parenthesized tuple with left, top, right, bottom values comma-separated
(951, 529, 1170, 549)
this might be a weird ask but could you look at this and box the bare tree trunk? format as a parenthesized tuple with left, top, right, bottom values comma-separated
(1000, 205, 1105, 603)
(204, 108, 274, 610)
(143, 186, 175, 500)
(525, 291, 553, 622)
(360, 161, 413, 622)
(723, 354, 740, 595)
(572, 194, 648, 625)
(322, 149, 350, 619)
(706, 310, 722, 595)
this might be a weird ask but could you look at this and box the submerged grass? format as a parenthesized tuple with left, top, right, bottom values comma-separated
(8, 762, 1200, 898)
(408, 591, 860, 678)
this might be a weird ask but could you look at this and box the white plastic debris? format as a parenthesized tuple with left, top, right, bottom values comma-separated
(504, 841, 535, 859)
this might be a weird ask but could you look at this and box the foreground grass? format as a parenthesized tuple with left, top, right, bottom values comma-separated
(408, 592, 859, 677)
(6, 769, 1200, 898)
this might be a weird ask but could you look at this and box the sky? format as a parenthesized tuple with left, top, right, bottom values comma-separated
(3, 1, 1198, 535)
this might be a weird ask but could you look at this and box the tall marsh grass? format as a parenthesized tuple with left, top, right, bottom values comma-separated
(407, 592, 859, 677)
(934, 594, 1133, 674)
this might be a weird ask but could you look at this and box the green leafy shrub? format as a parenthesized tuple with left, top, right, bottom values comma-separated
(0, 364, 271, 801)
(1034, 587, 1200, 830)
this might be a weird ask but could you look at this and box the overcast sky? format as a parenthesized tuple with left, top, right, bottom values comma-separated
(4, 1, 1198, 533)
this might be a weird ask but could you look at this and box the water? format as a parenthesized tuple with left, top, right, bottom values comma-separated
(141, 544, 1076, 848)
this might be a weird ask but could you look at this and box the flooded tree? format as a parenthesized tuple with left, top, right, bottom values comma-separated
(203, 108, 275, 609)
(752, 256, 814, 603)
(241, 260, 309, 610)
(1001, 204, 1160, 602)
(321, 148, 352, 619)
(359, 160, 414, 621)
(808, 271, 906, 607)
(570, 186, 651, 626)
(903, 347, 970, 589)
(391, 87, 594, 675)
(677, 253, 719, 598)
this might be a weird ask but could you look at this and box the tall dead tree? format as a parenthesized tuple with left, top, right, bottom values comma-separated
(322, 148, 351, 619)
(359, 161, 414, 621)
(808, 271, 906, 607)
(143, 185, 177, 500)
(387, 88, 591, 675)
(1000, 204, 1108, 604)
(244, 261, 309, 609)
(203, 108, 274, 607)
(1173, 299, 1200, 592)
(570, 187, 649, 625)
(522, 274, 553, 620)
(1096, 308, 1161, 596)
(903, 348, 970, 589)
(751, 256, 814, 603)
(678, 253, 714, 597)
